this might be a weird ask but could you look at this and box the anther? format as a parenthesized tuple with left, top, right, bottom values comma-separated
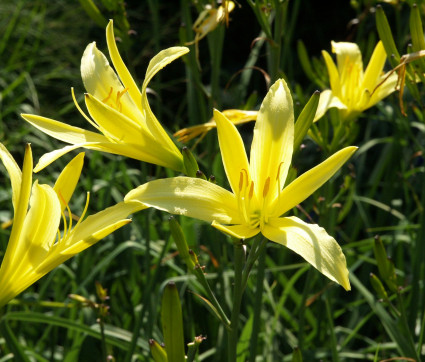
(263, 177, 270, 198)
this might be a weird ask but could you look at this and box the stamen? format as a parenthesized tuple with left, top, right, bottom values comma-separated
(116, 88, 128, 113)
(64, 202, 72, 239)
(74, 192, 90, 230)
(262, 177, 270, 198)
(61, 209, 68, 241)
(71, 88, 100, 130)
(102, 87, 113, 103)
(239, 171, 244, 192)
(248, 181, 254, 200)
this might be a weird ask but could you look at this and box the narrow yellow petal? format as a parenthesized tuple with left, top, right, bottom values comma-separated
(322, 50, 341, 97)
(274, 146, 357, 217)
(212, 221, 260, 239)
(214, 109, 250, 194)
(21, 114, 109, 144)
(369, 72, 398, 107)
(314, 90, 347, 122)
(125, 177, 241, 225)
(140, 47, 189, 156)
(106, 20, 142, 112)
(0, 142, 22, 211)
(249, 79, 294, 201)
(53, 153, 85, 211)
(361, 41, 387, 94)
(263, 216, 350, 290)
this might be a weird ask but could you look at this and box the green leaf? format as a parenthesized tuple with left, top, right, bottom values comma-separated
(294, 91, 320, 153)
(376, 5, 400, 67)
(161, 282, 186, 362)
(0, 319, 30, 362)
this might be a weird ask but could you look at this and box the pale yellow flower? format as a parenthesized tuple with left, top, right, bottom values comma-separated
(22, 20, 188, 173)
(187, 1, 235, 45)
(315, 41, 399, 122)
(0, 143, 142, 307)
(126, 79, 357, 290)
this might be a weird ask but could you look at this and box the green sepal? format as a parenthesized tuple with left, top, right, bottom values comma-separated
(369, 272, 389, 300)
(169, 216, 196, 271)
(294, 91, 320, 153)
(182, 146, 199, 177)
(161, 282, 186, 362)
(291, 346, 303, 362)
(373, 236, 398, 293)
(149, 339, 168, 362)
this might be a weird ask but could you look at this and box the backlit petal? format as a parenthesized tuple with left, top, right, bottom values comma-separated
(125, 177, 241, 224)
(249, 79, 294, 201)
(214, 109, 250, 194)
(263, 216, 350, 290)
(331, 41, 363, 77)
(274, 146, 357, 217)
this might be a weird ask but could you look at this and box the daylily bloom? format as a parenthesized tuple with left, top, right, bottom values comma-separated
(187, 1, 235, 46)
(174, 109, 258, 144)
(21, 20, 188, 173)
(0, 143, 143, 307)
(126, 79, 357, 290)
(315, 40, 399, 122)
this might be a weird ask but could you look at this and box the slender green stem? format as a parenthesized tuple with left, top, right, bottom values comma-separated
(227, 240, 245, 362)
(248, 244, 266, 362)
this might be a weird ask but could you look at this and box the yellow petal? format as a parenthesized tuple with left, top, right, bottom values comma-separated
(322, 50, 341, 97)
(125, 177, 241, 225)
(214, 109, 250, 194)
(141, 47, 189, 153)
(249, 79, 294, 201)
(84, 93, 142, 143)
(81, 42, 140, 122)
(106, 20, 142, 112)
(53, 153, 85, 211)
(263, 216, 350, 290)
(314, 90, 347, 122)
(368, 71, 398, 107)
(0, 145, 33, 278)
(212, 221, 260, 239)
(361, 41, 387, 94)
(274, 146, 357, 217)
(21, 114, 109, 145)
(0, 142, 22, 211)
(331, 41, 363, 77)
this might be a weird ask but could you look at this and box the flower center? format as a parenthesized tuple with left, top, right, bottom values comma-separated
(237, 163, 285, 231)
(102, 87, 129, 113)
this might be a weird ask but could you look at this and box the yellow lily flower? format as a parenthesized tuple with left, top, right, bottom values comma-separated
(21, 20, 188, 173)
(174, 109, 258, 144)
(126, 79, 357, 290)
(315, 40, 399, 122)
(0, 143, 143, 308)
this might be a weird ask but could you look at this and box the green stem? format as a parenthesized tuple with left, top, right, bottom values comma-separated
(248, 244, 266, 362)
(227, 240, 245, 362)
(325, 295, 339, 362)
